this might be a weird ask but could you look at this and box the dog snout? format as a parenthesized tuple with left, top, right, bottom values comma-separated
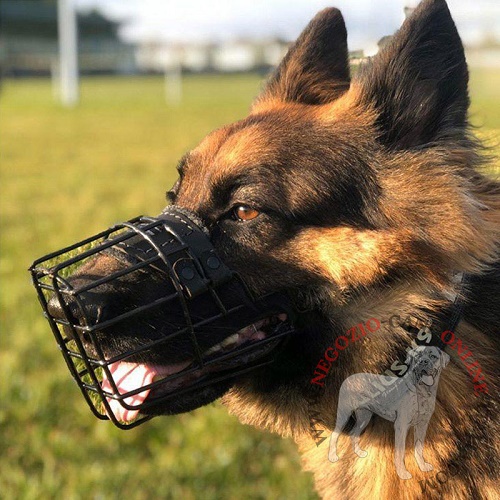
(47, 291, 106, 336)
(48, 293, 76, 323)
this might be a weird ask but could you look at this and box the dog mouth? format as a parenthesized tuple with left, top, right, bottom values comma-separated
(101, 314, 288, 423)
(31, 208, 297, 428)
(416, 364, 437, 386)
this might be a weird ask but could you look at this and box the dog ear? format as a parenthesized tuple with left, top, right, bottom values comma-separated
(441, 350, 451, 368)
(355, 0, 469, 149)
(255, 8, 350, 106)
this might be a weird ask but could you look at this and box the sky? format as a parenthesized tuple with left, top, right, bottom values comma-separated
(76, 0, 500, 55)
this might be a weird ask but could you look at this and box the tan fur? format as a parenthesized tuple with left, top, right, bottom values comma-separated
(181, 3, 500, 498)
(224, 299, 499, 499)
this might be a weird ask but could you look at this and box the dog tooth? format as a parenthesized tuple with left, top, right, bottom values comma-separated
(221, 333, 240, 347)
(205, 343, 222, 355)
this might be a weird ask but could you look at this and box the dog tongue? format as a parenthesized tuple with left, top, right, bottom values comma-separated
(101, 361, 156, 423)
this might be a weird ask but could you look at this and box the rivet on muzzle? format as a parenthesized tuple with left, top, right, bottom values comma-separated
(29, 206, 295, 429)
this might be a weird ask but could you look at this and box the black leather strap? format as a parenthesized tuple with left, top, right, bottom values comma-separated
(103, 207, 235, 299)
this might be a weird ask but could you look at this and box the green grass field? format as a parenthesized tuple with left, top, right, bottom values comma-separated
(1, 70, 498, 500)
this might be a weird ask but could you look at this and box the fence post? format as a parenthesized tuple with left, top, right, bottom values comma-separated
(58, 0, 79, 107)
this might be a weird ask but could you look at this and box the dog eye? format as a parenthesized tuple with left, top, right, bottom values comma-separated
(232, 205, 260, 222)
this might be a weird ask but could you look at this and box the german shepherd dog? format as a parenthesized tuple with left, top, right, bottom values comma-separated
(45, 0, 500, 498)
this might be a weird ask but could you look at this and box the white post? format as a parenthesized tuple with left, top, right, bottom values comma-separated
(50, 57, 60, 100)
(58, 0, 79, 107)
(164, 52, 182, 106)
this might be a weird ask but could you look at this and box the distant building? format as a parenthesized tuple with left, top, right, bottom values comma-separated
(376, 6, 416, 53)
(348, 50, 366, 65)
(0, 0, 136, 76)
(404, 7, 416, 19)
(135, 39, 290, 74)
(377, 35, 393, 51)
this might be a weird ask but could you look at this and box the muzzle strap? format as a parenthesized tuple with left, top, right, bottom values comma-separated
(104, 206, 235, 299)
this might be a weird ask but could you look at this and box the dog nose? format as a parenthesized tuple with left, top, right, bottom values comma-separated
(47, 294, 79, 341)
(48, 294, 75, 321)
(47, 293, 104, 332)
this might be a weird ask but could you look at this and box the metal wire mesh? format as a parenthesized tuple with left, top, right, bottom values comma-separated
(30, 210, 294, 429)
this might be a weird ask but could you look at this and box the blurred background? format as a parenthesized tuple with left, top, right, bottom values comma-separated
(0, 1, 498, 498)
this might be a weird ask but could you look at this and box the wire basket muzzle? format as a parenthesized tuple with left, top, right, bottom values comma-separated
(30, 206, 295, 428)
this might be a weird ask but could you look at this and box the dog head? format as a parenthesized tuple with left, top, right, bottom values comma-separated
(406, 345, 450, 386)
(42, 0, 495, 424)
